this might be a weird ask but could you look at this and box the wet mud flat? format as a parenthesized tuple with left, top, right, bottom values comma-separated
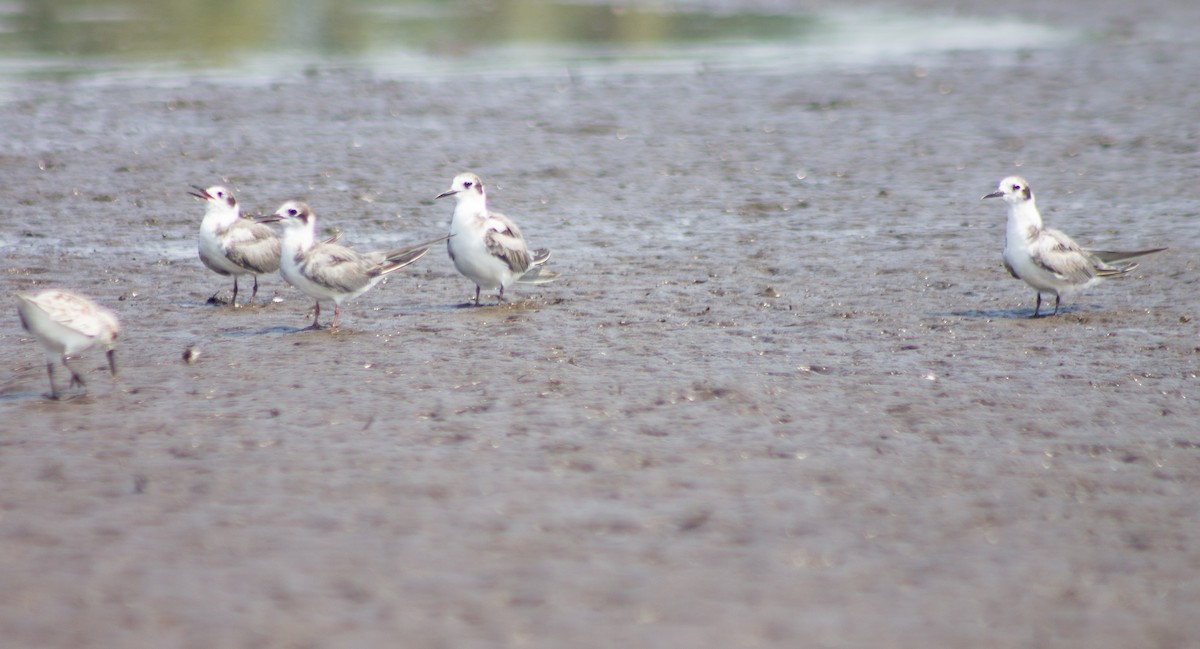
(2, 2, 1200, 648)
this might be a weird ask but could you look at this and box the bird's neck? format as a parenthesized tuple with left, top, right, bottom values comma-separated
(452, 194, 488, 226)
(202, 206, 239, 232)
(1006, 199, 1043, 244)
(283, 223, 316, 254)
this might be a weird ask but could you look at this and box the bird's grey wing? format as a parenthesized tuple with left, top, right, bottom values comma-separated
(484, 213, 531, 274)
(489, 211, 526, 241)
(379, 234, 451, 269)
(1031, 228, 1095, 283)
(373, 248, 430, 277)
(224, 221, 282, 274)
(300, 244, 374, 293)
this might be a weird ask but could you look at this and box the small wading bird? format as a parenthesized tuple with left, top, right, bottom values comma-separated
(257, 201, 447, 329)
(16, 289, 119, 400)
(983, 176, 1166, 317)
(436, 172, 558, 306)
(191, 185, 280, 306)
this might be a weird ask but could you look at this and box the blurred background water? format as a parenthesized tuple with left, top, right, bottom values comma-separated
(0, 0, 1069, 81)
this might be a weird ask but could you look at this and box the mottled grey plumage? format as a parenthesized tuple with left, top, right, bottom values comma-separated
(220, 225, 281, 275)
(259, 200, 447, 329)
(292, 240, 433, 295)
(484, 212, 532, 274)
(16, 289, 120, 399)
(192, 184, 281, 306)
(437, 172, 559, 305)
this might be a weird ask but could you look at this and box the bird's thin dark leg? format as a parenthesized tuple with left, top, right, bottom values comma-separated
(1053, 295, 1061, 316)
(231, 276, 240, 307)
(63, 357, 87, 393)
(250, 275, 259, 303)
(1033, 292, 1043, 318)
(497, 286, 507, 303)
(474, 286, 482, 306)
(309, 301, 322, 329)
(45, 361, 59, 399)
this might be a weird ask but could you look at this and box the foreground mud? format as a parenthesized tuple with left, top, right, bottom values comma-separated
(2, 1, 1199, 647)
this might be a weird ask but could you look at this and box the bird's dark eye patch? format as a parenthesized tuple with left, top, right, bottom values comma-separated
(226, 196, 236, 208)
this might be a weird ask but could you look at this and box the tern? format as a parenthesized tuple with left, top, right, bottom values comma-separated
(436, 172, 558, 306)
(258, 201, 447, 329)
(191, 185, 280, 306)
(983, 176, 1166, 317)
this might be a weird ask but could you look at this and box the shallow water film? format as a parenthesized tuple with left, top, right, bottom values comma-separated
(0, 0, 1066, 78)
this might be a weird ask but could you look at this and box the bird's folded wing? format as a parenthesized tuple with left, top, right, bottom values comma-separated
(300, 245, 374, 292)
(24, 293, 109, 338)
(1030, 229, 1095, 283)
(484, 214, 532, 274)
(224, 222, 282, 273)
(1089, 247, 1167, 264)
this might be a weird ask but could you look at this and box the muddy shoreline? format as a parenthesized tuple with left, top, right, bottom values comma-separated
(2, 1, 1199, 647)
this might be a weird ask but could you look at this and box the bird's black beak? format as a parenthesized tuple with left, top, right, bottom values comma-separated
(255, 214, 284, 224)
(189, 185, 212, 200)
(981, 191, 1004, 200)
(106, 349, 118, 377)
(435, 189, 457, 200)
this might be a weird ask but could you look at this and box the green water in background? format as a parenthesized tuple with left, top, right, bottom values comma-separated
(0, 0, 1068, 79)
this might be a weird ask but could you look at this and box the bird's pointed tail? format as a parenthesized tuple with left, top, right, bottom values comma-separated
(517, 266, 559, 284)
(529, 248, 551, 268)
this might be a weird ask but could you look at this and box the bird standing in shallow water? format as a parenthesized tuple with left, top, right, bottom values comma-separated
(191, 185, 280, 306)
(436, 172, 558, 306)
(257, 201, 447, 329)
(983, 176, 1165, 317)
(16, 289, 119, 400)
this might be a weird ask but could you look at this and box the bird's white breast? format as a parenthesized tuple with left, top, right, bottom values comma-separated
(449, 211, 515, 290)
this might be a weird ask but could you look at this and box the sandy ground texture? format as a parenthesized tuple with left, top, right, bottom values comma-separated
(2, 0, 1200, 647)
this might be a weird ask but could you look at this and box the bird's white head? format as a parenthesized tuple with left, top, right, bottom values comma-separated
(260, 200, 315, 230)
(190, 185, 239, 216)
(982, 176, 1034, 205)
(256, 200, 317, 250)
(435, 172, 487, 203)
